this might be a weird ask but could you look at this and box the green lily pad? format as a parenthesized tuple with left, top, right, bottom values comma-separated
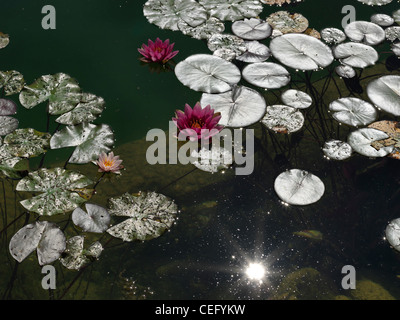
(16, 167, 93, 216)
(106, 191, 178, 242)
(0, 70, 25, 96)
(50, 123, 115, 164)
(198, 0, 263, 22)
(0, 137, 29, 178)
(3, 128, 50, 158)
(0, 116, 18, 136)
(19, 73, 82, 115)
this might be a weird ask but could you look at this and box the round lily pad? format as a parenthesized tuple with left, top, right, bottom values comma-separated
(236, 41, 271, 63)
(371, 13, 394, 26)
(344, 21, 385, 45)
(266, 11, 309, 34)
(0, 70, 25, 96)
(207, 33, 247, 61)
(329, 97, 378, 127)
(231, 18, 272, 40)
(333, 42, 378, 68)
(321, 28, 346, 44)
(385, 218, 400, 252)
(198, 0, 263, 22)
(0, 116, 18, 136)
(3, 128, 50, 157)
(322, 140, 353, 160)
(367, 75, 400, 116)
(242, 62, 290, 89)
(261, 105, 304, 133)
(281, 89, 312, 109)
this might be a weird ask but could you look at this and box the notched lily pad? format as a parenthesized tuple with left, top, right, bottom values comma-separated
(236, 41, 271, 63)
(348, 127, 394, 157)
(232, 18, 272, 40)
(198, 0, 263, 22)
(3, 128, 50, 157)
(333, 42, 378, 68)
(367, 75, 400, 116)
(60, 236, 103, 270)
(281, 89, 312, 109)
(72, 203, 111, 233)
(242, 62, 290, 89)
(261, 105, 304, 133)
(344, 21, 385, 45)
(329, 97, 378, 127)
(0, 71, 25, 96)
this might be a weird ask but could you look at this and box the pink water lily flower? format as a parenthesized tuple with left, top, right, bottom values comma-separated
(138, 38, 179, 64)
(173, 102, 224, 142)
(95, 152, 124, 174)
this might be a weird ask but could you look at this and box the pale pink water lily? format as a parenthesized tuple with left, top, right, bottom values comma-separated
(138, 38, 179, 64)
(95, 152, 124, 174)
(173, 102, 223, 142)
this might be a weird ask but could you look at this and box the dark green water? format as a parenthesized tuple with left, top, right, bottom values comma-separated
(1, 0, 400, 301)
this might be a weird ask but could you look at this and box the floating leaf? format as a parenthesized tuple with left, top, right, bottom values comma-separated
(348, 128, 394, 157)
(200, 85, 266, 127)
(177, 17, 225, 40)
(19, 73, 82, 115)
(357, 0, 393, 5)
(107, 191, 178, 242)
(0, 71, 25, 96)
(344, 21, 385, 45)
(175, 54, 241, 93)
(72, 203, 111, 233)
(0, 116, 18, 136)
(385, 26, 400, 42)
(261, 105, 304, 133)
(0, 32, 9, 49)
(333, 42, 378, 68)
(191, 146, 233, 173)
(281, 89, 312, 109)
(9, 221, 66, 265)
(335, 65, 356, 79)
(50, 123, 115, 164)
(207, 34, 247, 61)
(3, 128, 50, 157)
(322, 139, 353, 160)
(143, 0, 207, 31)
(329, 97, 378, 127)
(236, 41, 271, 63)
(274, 169, 325, 206)
(198, 0, 263, 22)
(269, 34, 334, 71)
(231, 18, 272, 40)
(16, 167, 93, 216)
(266, 11, 309, 34)
(55, 93, 105, 125)
(368, 120, 400, 159)
(59, 236, 103, 270)
(391, 42, 400, 56)
(0, 137, 28, 178)
(0, 99, 17, 115)
(385, 218, 400, 252)
(320, 28, 346, 44)
(371, 13, 394, 27)
(367, 75, 400, 116)
(242, 62, 290, 89)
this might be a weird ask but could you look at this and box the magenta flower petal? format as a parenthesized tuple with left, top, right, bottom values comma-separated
(138, 38, 179, 64)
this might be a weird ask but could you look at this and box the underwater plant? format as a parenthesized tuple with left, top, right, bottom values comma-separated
(138, 38, 179, 64)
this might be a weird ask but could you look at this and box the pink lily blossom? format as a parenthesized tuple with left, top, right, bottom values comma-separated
(95, 152, 124, 174)
(138, 38, 179, 64)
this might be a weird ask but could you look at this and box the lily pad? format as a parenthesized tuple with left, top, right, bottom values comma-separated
(19, 73, 82, 115)
(333, 42, 378, 68)
(368, 120, 400, 159)
(266, 11, 309, 34)
(366, 75, 400, 116)
(329, 97, 378, 127)
(269, 33, 334, 71)
(207, 34, 247, 61)
(371, 13, 394, 27)
(385, 218, 400, 252)
(344, 21, 385, 45)
(231, 18, 272, 40)
(72, 203, 111, 233)
(107, 191, 178, 242)
(0, 137, 28, 179)
(175, 54, 241, 93)
(0, 70, 25, 96)
(0, 32, 9, 49)
(281, 89, 312, 109)
(143, 0, 207, 31)
(322, 140, 353, 160)
(16, 167, 93, 216)
(191, 146, 233, 173)
(198, 0, 263, 22)
(9, 221, 66, 265)
(274, 169, 325, 206)
(200, 85, 266, 127)
(320, 28, 346, 44)
(177, 17, 225, 40)
(335, 65, 357, 79)
(0, 116, 18, 136)
(55, 93, 105, 125)
(50, 123, 115, 164)
(236, 41, 271, 63)
(348, 127, 394, 157)
(385, 26, 400, 42)
(261, 105, 304, 133)
(242, 62, 290, 89)
(391, 42, 400, 56)
(59, 236, 103, 270)
(3, 128, 50, 157)
(0, 99, 17, 115)
(357, 0, 393, 5)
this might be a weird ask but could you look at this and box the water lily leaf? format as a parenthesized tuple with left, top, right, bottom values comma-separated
(177, 17, 225, 40)
(242, 62, 290, 89)
(9, 221, 66, 265)
(333, 42, 378, 68)
(368, 120, 400, 159)
(55, 93, 105, 125)
(232, 18, 272, 40)
(0, 32, 9, 49)
(348, 128, 394, 157)
(59, 236, 103, 270)
(344, 21, 385, 45)
(322, 139, 353, 160)
(175, 54, 241, 93)
(19, 73, 82, 115)
(366, 75, 400, 116)
(329, 97, 378, 127)
(385, 26, 400, 42)
(107, 191, 178, 242)
(72, 203, 111, 233)
(394, 9, 400, 24)
(321, 28, 346, 44)
(266, 11, 309, 34)
(0, 71, 25, 96)
(3, 128, 50, 158)
(143, 0, 207, 31)
(335, 65, 357, 79)
(207, 34, 247, 61)
(200, 85, 266, 127)
(269, 34, 334, 71)
(261, 105, 304, 133)
(16, 167, 93, 216)
(357, 0, 393, 5)
(198, 0, 263, 22)
(0, 99, 17, 115)
(50, 123, 115, 164)
(391, 42, 400, 56)
(281, 89, 312, 109)
(385, 218, 400, 252)
(236, 41, 271, 63)
(191, 146, 233, 173)
(371, 13, 394, 27)
(0, 116, 18, 136)
(0, 138, 28, 178)
(274, 169, 325, 206)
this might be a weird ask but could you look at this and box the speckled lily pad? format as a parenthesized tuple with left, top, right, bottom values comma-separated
(3, 128, 50, 158)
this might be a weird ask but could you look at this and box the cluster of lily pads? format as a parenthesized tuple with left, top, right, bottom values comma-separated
(144, 0, 400, 238)
(0, 41, 178, 270)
